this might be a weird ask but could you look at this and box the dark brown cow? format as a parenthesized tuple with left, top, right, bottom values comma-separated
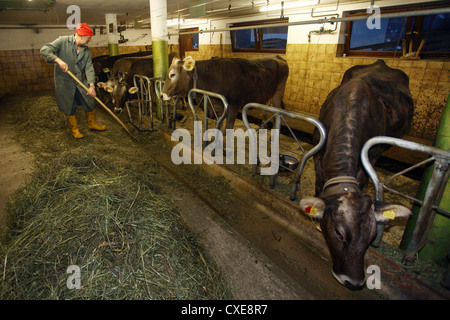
(299, 60, 414, 290)
(93, 51, 152, 83)
(161, 55, 289, 130)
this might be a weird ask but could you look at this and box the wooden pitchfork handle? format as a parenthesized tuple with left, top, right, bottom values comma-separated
(66, 70, 133, 138)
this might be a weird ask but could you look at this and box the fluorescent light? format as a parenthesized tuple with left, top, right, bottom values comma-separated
(167, 19, 184, 26)
(260, 1, 319, 12)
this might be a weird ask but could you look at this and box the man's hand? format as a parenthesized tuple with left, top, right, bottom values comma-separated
(54, 58, 68, 73)
(87, 85, 96, 98)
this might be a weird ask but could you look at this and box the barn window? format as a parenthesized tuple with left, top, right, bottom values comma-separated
(180, 28, 199, 51)
(179, 27, 199, 58)
(231, 19, 288, 53)
(344, 5, 450, 58)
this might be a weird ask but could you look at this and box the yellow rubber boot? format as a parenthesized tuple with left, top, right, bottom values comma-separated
(86, 110, 106, 131)
(66, 115, 84, 139)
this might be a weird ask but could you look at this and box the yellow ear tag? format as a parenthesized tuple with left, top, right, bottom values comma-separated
(383, 210, 396, 220)
(310, 206, 317, 216)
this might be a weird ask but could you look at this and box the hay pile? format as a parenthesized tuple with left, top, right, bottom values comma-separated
(12, 95, 67, 132)
(0, 95, 230, 300)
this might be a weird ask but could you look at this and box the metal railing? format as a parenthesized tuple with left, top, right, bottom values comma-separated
(242, 103, 326, 196)
(125, 75, 163, 131)
(187, 88, 229, 131)
(361, 136, 450, 261)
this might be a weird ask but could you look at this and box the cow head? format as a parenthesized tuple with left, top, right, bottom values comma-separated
(97, 76, 121, 94)
(110, 81, 138, 113)
(300, 192, 411, 290)
(162, 56, 195, 101)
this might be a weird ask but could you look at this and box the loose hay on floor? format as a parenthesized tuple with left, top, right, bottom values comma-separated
(0, 145, 230, 299)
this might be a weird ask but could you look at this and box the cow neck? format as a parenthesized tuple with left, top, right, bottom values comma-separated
(322, 176, 360, 197)
(192, 67, 198, 90)
(190, 67, 198, 99)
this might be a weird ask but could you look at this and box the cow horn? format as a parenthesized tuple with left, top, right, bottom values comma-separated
(103, 68, 111, 73)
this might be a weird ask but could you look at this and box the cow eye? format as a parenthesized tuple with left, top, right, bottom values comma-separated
(335, 229, 345, 241)
(169, 72, 176, 79)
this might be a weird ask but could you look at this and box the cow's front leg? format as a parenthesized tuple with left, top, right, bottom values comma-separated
(225, 107, 239, 131)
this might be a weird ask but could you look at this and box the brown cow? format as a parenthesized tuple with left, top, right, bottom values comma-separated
(299, 60, 414, 290)
(161, 55, 289, 130)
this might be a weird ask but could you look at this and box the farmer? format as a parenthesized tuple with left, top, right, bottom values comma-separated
(40, 23, 106, 139)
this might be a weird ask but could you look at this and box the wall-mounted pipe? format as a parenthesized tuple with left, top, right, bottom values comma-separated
(168, 7, 450, 37)
(307, 0, 340, 42)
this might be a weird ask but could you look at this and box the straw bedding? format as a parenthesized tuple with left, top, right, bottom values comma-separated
(0, 95, 230, 299)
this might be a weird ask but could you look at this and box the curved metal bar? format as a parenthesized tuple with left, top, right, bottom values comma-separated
(242, 103, 326, 200)
(187, 88, 229, 131)
(361, 136, 450, 201)
(127, 75, 164, 132)
(361, 136, 450, 250)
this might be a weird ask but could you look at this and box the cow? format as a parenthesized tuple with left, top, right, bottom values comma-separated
(93, 51, 152, 106)
(109, 55, 152, 78)
(298, 60, 414, 290)
(110, 57, 154, 112)
(98, 53, 179, 113)
(161, 55, 289, 130)
(93, 51, 152, 83)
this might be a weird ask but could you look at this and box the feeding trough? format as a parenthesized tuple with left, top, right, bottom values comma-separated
(279, 154, 299, 172)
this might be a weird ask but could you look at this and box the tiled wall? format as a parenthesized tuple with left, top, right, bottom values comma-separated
(0, 49, 54, 95)
(0, 45, 150, 98)
(1, 44, 448, 141)
(185, 44, 450, 141)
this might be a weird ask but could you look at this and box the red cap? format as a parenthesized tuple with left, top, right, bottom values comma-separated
(76, 23, 94, 36)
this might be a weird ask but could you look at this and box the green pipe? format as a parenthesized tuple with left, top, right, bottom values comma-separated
(152, 40, 168, 120)
(400, 92, 450, 265)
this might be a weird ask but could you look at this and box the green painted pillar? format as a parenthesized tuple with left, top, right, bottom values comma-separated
(106, 13, 119, 56)
(419, 92, 450, 265)
(400, 92, 450, 265)
(108, 43, 119, 57)
(150, 0, 169, 120)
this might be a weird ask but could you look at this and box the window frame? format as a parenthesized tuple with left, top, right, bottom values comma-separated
(344, 4, 450, 59)
(230, 19, 288, 54)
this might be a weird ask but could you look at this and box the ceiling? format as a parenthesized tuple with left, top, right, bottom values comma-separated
(0, 0, 267, 26)
(0, 0, 341, 27)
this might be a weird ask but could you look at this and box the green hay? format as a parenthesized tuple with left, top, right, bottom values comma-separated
(1, 95, 231, 300)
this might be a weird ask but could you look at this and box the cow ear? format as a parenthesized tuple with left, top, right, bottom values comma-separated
(105, 86, 114, 93)
(299, 197, 326, 219)
(97, 82, 105, 88)
(183, 56, 196, 71)
(374, 202, 411, 224)
(129, 87, 138, 94)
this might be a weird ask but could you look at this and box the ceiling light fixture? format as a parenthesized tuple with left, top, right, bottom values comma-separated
(167, 19, 184, 26)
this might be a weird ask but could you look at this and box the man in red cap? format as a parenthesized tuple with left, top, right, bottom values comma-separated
(40, 23, 106, 139)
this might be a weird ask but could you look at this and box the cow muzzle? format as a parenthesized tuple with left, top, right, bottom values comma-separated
(332, 270, 365, 290)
